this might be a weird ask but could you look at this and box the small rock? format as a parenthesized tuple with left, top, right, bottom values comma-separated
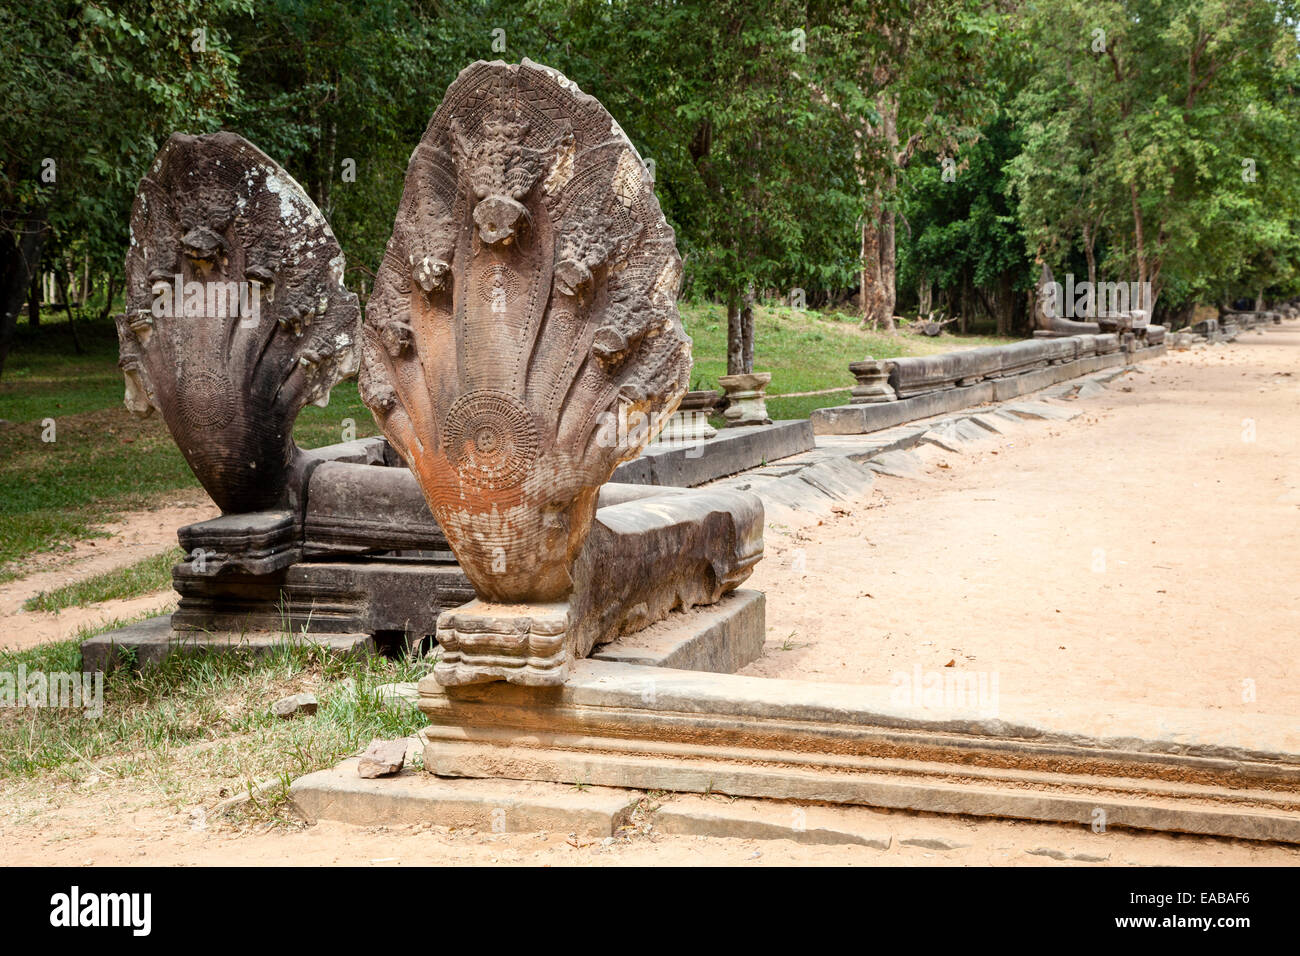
(899, 836, 969, 851)
(1025, 846, 1110, 862)
(271, 692, 318, 719)
(374, 682, 419, 708)
(358, 738, 408, 778)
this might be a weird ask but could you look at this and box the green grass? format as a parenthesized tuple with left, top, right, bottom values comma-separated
(23, 547, 184, 612)
(0, 617, 431, 824)
(0, 301, 1016, 581)
(677, 301, 1016, 396)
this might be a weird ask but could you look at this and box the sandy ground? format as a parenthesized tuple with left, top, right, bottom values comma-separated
(2, 777, 1297, 867)
(746, 327, 1300, 721)
(3, 329, 1298, 866)
(0, 494, 215, 651)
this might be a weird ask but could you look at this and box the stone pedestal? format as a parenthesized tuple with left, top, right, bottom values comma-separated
(719, 372, 773, 427)
(177, 511, 301, 576)
(848, 359, 897, 404)
(656, 389, 719, 443)
(434, 600, 572, 687)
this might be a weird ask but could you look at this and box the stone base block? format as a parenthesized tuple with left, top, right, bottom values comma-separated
(591, 588, 764, 673)
(177, 510, 301, 576)
(290, 759, 888, 847)
(418, 660, 1300, 844)
(290, 760, 639, 835)
(172, 560, 473, 641)
(81, 616, 374, 672)
(434, 600, 570, 687)
(652, 795, 892, 848)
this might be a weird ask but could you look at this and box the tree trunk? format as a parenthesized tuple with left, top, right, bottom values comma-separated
(859, 94, 899, 333)
(98, 274, 118, 322)
(861, 203, 899, 332)
(1082, 223, 1097, 290)
(740, 287, 755, 374)
(28, 268, 41, 327)
(995, 271, 1012, 336)
(726, 294, 743, 375)
(918, 274, 932, 317)
(1130, 183, 1147, 292)
(958, 268, 970, 334)
(55, 268, 83, 355)
(0, 212, 50, 378)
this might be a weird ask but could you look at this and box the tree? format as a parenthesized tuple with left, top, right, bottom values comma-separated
(1007, 0, 1300, 319)
(806, 0, 1005, 331)
(0, 0, 246, 377)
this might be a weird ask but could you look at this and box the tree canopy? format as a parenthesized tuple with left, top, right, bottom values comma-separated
(3, 0, 1298, 375)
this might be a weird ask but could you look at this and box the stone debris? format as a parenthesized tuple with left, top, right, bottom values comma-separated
(1000, 401, 1080, 422)
(374, 682, 420, 708)
(864, 449, 926, 478)
(899, 836, 970, 851)
(271, 692, 318, 719)
(357, 738, 409, 778)
(1025, 846, 1111, 863)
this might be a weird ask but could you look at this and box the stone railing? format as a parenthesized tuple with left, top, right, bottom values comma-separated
(851, 333, 1130, 403)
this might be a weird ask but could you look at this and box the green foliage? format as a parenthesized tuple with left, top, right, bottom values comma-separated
(1006, 0, 1300, 311)
(1, 0, 249, 270)
(900, 118, 1033, 306)
(3, 0, 1298, 375)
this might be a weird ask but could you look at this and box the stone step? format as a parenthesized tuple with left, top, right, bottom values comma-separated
(651, 795, 892, 848)
(81, 616, 375, 672)
(291, 760, 640, 836)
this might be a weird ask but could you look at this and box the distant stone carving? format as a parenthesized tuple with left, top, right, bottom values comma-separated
(848, 359, 896, 404)
(118, 131, 359, 513)
(718, 372, 772, 426)
(359, 59, 692, 685)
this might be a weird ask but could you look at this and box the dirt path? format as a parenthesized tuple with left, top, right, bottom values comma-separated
(746, 327, 1300, 720)
(0, 495, 215, 651)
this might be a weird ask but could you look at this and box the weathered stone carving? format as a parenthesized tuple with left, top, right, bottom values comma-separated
(118, 131, 360, 514)
(656, 389, 720, 443)
(359, 60, 692, 685)
(718, 372, 773, 426)
(848, 359, 897, 404)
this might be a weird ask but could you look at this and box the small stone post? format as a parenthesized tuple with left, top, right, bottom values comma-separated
(718, 372, 772, 427)
(848, 358, 896, 404)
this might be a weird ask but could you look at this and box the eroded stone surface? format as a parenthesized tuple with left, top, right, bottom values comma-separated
(119, 131, 360, 513)
(358, 738, 409, 778)
(358, 60, 692, 685)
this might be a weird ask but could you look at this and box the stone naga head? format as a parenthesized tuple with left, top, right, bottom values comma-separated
(359, 59, 691, 608)
(118, 131, 360, 513)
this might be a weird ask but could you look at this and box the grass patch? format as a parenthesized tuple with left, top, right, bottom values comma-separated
(0, 619, 432, 825)
(23, 547, 184, 612)
(767, 390, 853, 421)
(678, 300, 1016, 397)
